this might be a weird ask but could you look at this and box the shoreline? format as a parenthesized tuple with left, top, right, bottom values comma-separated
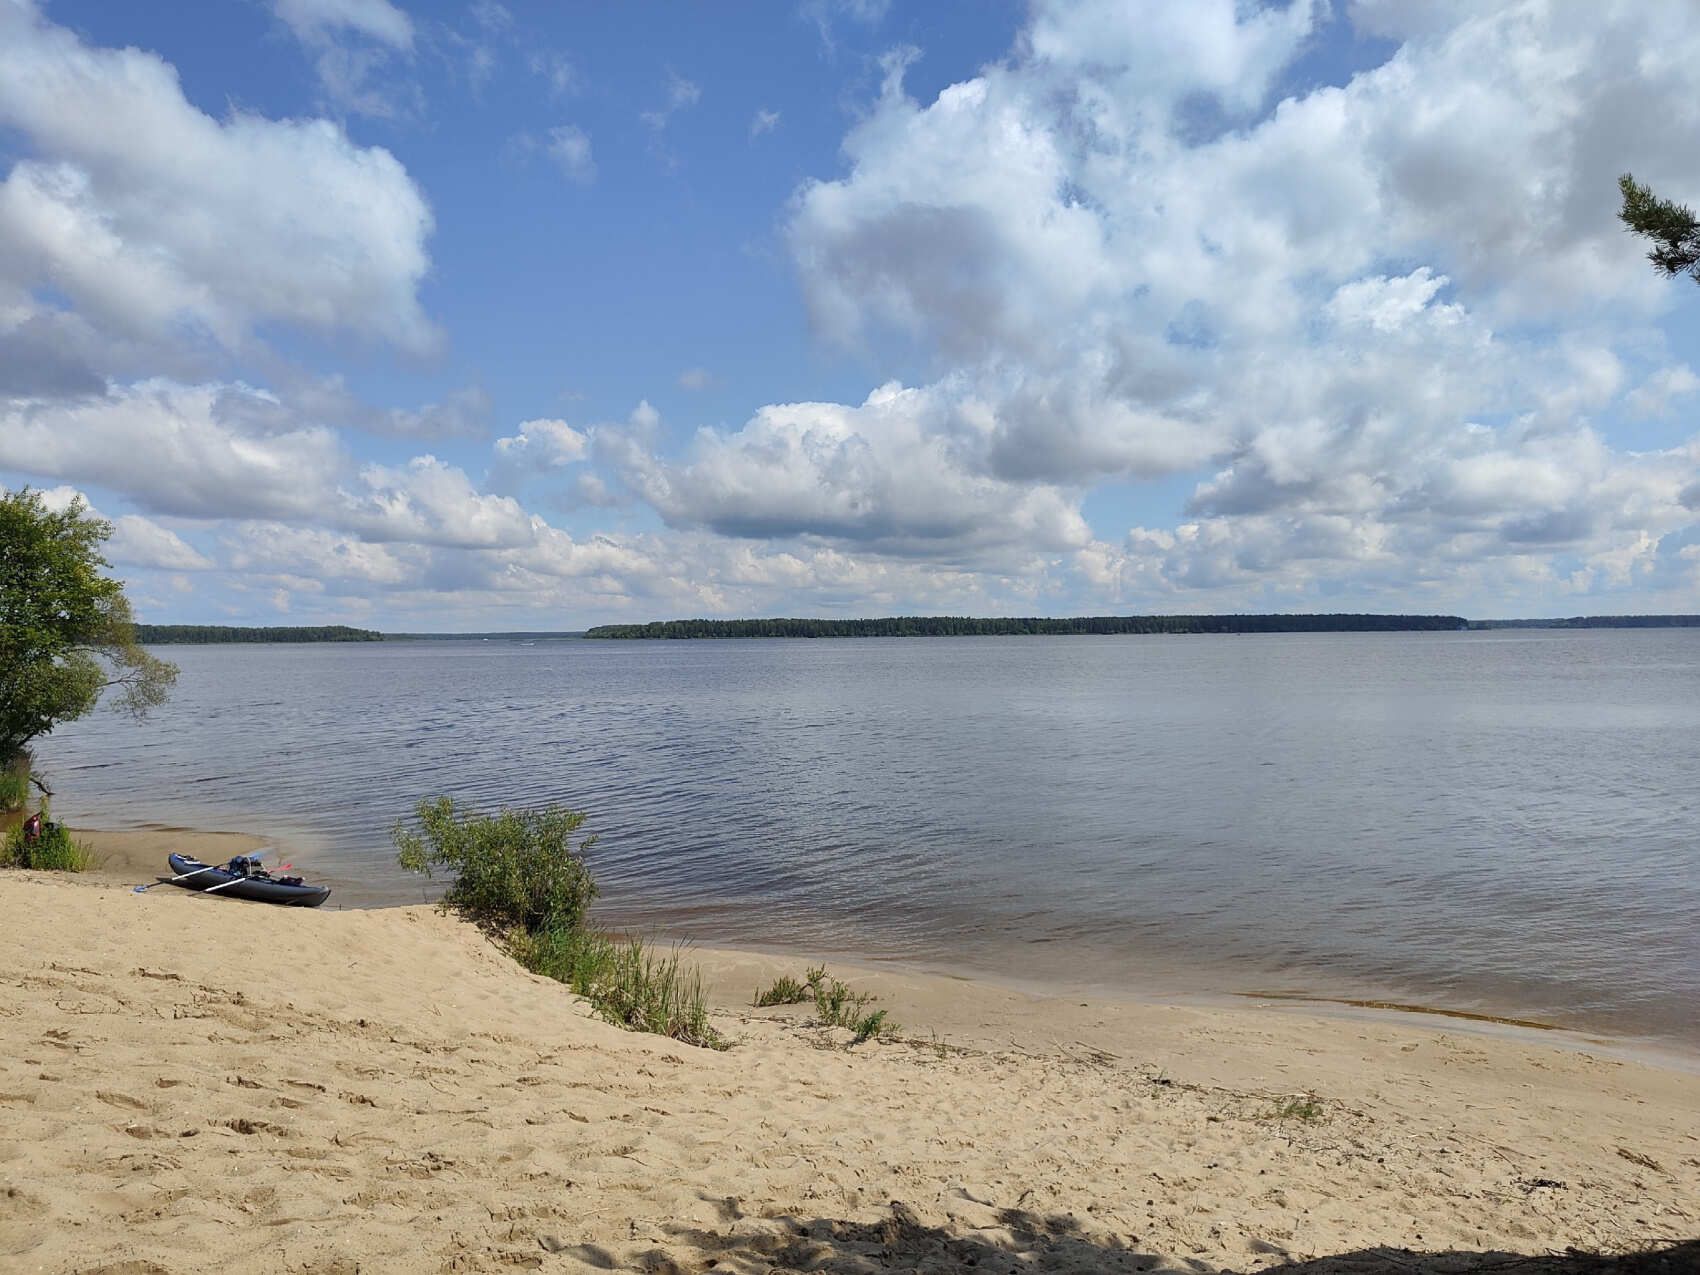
(4, 847, 1700, 1271)
(72, 824, 1700, 1076)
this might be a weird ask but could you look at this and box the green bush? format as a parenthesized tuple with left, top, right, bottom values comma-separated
(394, 796, 598, 935)
(2, 821, 93, 871)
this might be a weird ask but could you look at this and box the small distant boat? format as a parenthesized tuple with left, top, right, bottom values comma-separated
(162, 853, 331, 908)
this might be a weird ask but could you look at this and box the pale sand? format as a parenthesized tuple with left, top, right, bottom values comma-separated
(1, 832, 1696, 1274)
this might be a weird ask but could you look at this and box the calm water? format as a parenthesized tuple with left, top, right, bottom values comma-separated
(41, 631, 1700, 1049)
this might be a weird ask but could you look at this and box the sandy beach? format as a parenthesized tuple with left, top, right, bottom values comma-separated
(1, 830, 1696, 1275)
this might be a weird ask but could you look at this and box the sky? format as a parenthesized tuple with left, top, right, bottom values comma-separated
(2, 0, 1699, 630)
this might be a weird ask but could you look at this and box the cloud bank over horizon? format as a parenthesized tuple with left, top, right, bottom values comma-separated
(2, 0, 1698, 628)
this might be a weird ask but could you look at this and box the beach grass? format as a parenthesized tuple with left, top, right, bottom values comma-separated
(1263, 1093, 1325, 1121)
(517, 926, 725, 1050)
(2, 821, 95, 872)
(752, 964, 827, 1007)
(0, 770, 28, 813)
(851, 1008, 895, 1043)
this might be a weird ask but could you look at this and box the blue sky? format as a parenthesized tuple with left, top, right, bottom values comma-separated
(2, 0, 1698, 627)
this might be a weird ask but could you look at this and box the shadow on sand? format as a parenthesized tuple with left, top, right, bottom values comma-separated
(557, 1202, 1697, 1274)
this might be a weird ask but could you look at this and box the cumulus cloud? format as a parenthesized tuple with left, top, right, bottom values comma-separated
(0, 381, 345, 521)
(493, 418, 590, 471)
(108, 515, 214, 571)
(29, 484, 211, 572)
(346, 456, 539, 549)
(0, 0, 436, 358)
(753, 0, 1700, 607)
(612, 382, 1090, 560)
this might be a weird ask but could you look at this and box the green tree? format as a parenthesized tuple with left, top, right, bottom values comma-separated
(0, 487, 178, 767)
(1618, 174, 1700, 284)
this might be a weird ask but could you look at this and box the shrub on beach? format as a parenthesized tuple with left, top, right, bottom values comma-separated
(393, 796, 598, 935)
(2, 820, 94, 871)
(396, 796, 724, 1050)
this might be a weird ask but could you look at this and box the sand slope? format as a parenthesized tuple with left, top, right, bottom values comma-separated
(1, 869, 1696, 1275)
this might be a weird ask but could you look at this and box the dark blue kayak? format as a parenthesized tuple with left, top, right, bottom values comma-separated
(164, 853, 331, 908)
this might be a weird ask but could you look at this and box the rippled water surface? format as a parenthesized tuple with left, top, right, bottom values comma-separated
(42, 631, 1700, 1048)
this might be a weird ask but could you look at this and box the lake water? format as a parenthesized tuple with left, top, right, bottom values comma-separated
(40, 631, 1700, 1051)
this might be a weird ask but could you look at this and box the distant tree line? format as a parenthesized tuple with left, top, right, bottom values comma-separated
(135, 624, 384, 644)
(1468, 616, 1700, 630)
(583, 614, 1470, 640)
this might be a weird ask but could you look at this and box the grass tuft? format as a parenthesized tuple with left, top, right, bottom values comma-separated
(753, 963, 899, 1043)
(2, 821, 94, 872)
(752, 964, 827, 1007)
(851, 1008, 896, 1044)
(0, 771, 28, 814)
(517, 926, 726, 1051)
(1262, 1093, 1325, 1122)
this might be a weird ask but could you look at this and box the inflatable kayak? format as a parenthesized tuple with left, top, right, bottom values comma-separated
(163, 853, 331, 908)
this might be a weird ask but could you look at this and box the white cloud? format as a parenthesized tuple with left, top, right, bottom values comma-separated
(1626, 365, 1700, 419)
(678, 367, 714, 391)
(225, 523, 414, 585)
(273, 0, 413, 50)
(0, 0, 437, 356)
(279, 379, 491, 441)
(801, 0, 892, 56)
(108, 515, 213, 571)
(545, 125, 595, 184)
(493, 418, 589, 469)
(346, 455, 538, 549)
(528, 50, 577, 97)
(755, 0, 1700, 607)
(271, 0, 418, 118)
(28, 484, 211, 571)
(613, 382, 1090, 560)
(641, 70, 700, 131)
(0, 381, 344, 521)
(750, 108, 781, 138)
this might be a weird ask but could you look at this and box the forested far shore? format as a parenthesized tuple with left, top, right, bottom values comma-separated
(135, 625, 384, 644)
(131, 615, 1700, 644)
(583, 614, 1470, 639)
(1466, 615, 1700, 629)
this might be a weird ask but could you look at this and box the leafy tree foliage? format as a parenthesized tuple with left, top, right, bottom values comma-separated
(1619, 174, 1700, 284)
(585, 613, 1468, 640)
(0, 488, 177, 764)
